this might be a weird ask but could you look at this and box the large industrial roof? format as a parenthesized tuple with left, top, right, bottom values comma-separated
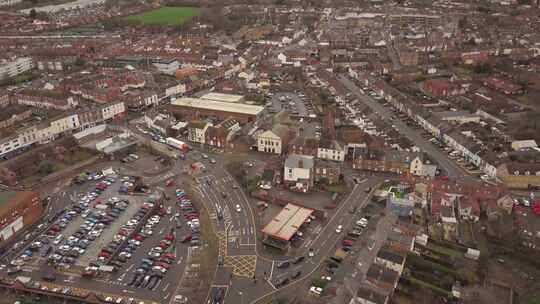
(261, 203, 313, 241)
(171, 97, 264, 116)
(200, 92, 244, 103)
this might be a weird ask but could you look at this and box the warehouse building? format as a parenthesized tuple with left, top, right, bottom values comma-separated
(0, 190, 43, 249)
(168, 97, 264, 124)
(200, 92, 245, 103)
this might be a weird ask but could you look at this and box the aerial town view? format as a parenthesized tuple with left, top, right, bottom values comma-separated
(1, 0, 540, 303)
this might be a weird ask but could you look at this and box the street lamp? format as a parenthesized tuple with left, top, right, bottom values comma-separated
(239, 291, 244, 304)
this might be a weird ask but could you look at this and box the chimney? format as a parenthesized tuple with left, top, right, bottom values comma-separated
(299, 159, 304, 168)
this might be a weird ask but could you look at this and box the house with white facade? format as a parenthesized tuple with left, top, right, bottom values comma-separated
(152, 59, 180, 75)
(257, 130, 282, 154)
(0, 57, 33, 80)
(317, 140, 345, 162)
(102, 102, 125, 121)
(284, 154, 314, 192)
(374, 247, 406, 275)
(409, 155, 437, 177)
(187, 121, 211, 144)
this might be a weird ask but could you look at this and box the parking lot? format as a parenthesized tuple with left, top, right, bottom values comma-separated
(266, 92, 315, 119)
(1, 167, 204, 303)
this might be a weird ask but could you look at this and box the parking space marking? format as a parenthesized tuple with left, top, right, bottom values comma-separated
(162, 282, 170, 292)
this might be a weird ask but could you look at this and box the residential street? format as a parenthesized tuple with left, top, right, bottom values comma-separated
(338, 75, 473, 181)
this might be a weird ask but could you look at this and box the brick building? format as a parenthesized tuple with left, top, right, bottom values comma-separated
(0, 190, 43, 249)
(0, 105, 32, 130)
(497, 162, 540, 189)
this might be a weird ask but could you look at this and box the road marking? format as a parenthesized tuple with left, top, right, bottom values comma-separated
(126, 264, 133, 272)
(163, 292, 170, 300)
(176, 256, 183, 264)
(122, 289, 134, 294)
(162, 282, 170, 292)
(153, 279, 162, 290)
(269, 260, 275, 280)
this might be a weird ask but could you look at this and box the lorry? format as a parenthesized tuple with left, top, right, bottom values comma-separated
(166, 137, 189, 152)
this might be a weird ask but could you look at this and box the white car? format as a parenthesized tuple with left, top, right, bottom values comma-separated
(309, 286, 323, 296)
(235, 204, 242, 212)
(259, 183, 272, 190)
(173, 295, 188, 304)
(128, 240, 141, 246)
(335, 225, 343, 233)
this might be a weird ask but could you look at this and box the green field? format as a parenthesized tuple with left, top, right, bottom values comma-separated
(123, 7, 200, 25)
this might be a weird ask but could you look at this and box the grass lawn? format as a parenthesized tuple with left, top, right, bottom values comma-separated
(428, 243, 464, 259)
(516, 94, 531, 105)
(406, 276, 452, 298)
(525, 293, 540, 304)
(450, 65, 474, 78)
(327, 182, 350, 194)
(123, 7, 200, 25)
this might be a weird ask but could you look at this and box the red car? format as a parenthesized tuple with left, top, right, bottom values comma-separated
(185, 215, 199, 221)
(162, 253, 176, 259)
(156, 262, 170, 269)
(82, 270, 96, 278)
(532, 202, 540, 215)
(159, 240, 171, 249)
(181, 234, 192, 243)
(118, 229, 130, 236)
(164, 233, 175, 241)
(50, 224, 60, 232)
(158, 208, 167, 217)
(439, 176, 449, 181)
(342, 239, 354, 246)
(165, 179, 175, 187)
(132, 234, 145, 242)
(99, 251, 111, 258)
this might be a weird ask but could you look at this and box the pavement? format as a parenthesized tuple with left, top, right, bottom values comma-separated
(337, 75, 473, 181)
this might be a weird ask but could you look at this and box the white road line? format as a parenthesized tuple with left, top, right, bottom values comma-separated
(269, 260, 275, 280)
(163, 292, 170, 300)
(267, 280, 278, 290)
(153, 279, 162, 290)
(177, 256, 183, 264)
(162, 282, 170, 292)
(125, 264, 134, 272)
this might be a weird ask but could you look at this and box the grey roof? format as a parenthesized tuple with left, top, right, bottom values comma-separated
(377, 248, 405, 265)
(366, 263, 400, 285)
(355, 285, 388, 304)
(384, 150, 423, 163)
(285, 154, 314, 170)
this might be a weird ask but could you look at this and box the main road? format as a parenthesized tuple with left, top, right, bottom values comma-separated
(191, 156, 382, 304)
(338, 75, 471, 180)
